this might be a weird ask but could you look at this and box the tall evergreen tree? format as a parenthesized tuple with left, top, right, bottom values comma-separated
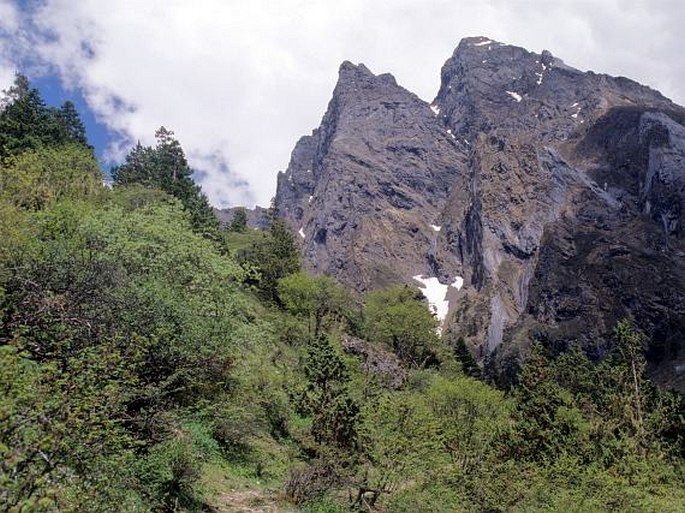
(299, 334, 358, 449)
(55, 101, 89, 147)
(228, 207, 247, 232)
(112, 127, 219, 235)
(0, 74, 55, 160)
(454, 336, 482, 378)
(0, 74, 91, 160)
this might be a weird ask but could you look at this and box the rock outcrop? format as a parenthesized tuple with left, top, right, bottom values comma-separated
(276, 61, 467, 293)
(275, 36, 685, 390)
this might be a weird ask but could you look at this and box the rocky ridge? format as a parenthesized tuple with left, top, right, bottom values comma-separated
(275, 36, 685, 389)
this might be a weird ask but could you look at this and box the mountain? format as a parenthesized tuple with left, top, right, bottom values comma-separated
(275, 36, 685, 390)
(217, 205, 272, 229)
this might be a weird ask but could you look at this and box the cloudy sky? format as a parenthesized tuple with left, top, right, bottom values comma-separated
(1, 0, 684, 207)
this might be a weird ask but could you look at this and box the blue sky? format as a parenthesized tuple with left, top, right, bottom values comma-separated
(30, 74, 113, 174)
(2, 0, 685, 207)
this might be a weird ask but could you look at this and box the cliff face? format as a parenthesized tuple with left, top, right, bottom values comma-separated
(276, 61, 468, 293)
(275, 36, 685, 390)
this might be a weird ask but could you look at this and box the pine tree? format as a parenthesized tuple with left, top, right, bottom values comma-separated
(299, 335, 358, 449)
(55, 101, 89, 147)
(0, 74, 55, 160)
(228, 207, 248, 232)
(111, 142, 154, 186)
(0, 74, 91, 160)
(454, 336, 482, 378)
(112, 127, 219, 236)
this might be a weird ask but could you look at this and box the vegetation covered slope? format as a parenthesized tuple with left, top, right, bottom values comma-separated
(0, 75, 683, 513)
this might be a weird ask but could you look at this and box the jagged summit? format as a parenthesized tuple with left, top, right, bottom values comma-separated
(337, 60, 373, 78)
(275, 36, 685, 390)
(432, 36, 679, 146)
(335, 61, 398, 90)
(276, 52, 467, 292)
(450, 36, 569, 69)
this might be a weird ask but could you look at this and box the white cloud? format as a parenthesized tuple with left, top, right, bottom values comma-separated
(0, 58, 15, 94)
(0, 0, 21, 91)
(2, 0, 685, 207)
(0, 0, 19, 32)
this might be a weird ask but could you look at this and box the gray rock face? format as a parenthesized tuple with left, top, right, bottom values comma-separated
(275, 36, 685, 390)
(276, 61, 468, 291)
(639, 112, 685, 236)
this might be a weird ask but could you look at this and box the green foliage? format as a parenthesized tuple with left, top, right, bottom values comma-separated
(426, 374, 511, 472)
(0, 346, 59, 511)
(0, 144, 102, 210)
(0, 341, 143, 512)
(0, 200, 35, 276)
(54, 101, 89, 148)
(356, 391, 446, 509)
(228, 206, 248, 232)
(453, 335, 482, 378)
(0, 189, 261, 509)
(510, 343, 593, 461)
(135, 434, 204, 511)
(278, 272, 356, 340)
(363, 285, 441, 368)
(0, 74, 91, 161)
(298, 335, 359, 451)
(112, 127, 219, 235)
(384, 482, 465, 513)
(241, 218, 300, 302)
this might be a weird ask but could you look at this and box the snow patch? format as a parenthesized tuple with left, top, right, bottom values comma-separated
(298, 227, 305, 239)
(430, 224, 441, 232)
(413, 276, 450, 323)
(571, 102, 579, 107)
(412, 275, 465, 327)
(308, 195, 313, 203)
(535, 62, 548, 85)
(430, 104, 440, 116)
(473, 39, 493, 46)
(446, 129, 456, 139)
(482, 59, 488, 64)
(464, 139, 471, 146)
(571, 106, 581, 119)
(505, 91, 523, 102)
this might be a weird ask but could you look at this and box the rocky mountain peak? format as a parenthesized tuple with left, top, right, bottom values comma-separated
(276, 60, 468, 292)
(275, 36, 685, 390)
(332, 61, 399, 101)
(434, 36, 675, 143)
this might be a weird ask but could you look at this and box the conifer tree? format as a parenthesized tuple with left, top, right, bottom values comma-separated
(0, 74, 55, 160)
(228, 207, 248, 232)
(454, 336, 482, 378)
(112, 127, 219, 235)
(0, 74, 91, 160)
(55, 101, 89, 147)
